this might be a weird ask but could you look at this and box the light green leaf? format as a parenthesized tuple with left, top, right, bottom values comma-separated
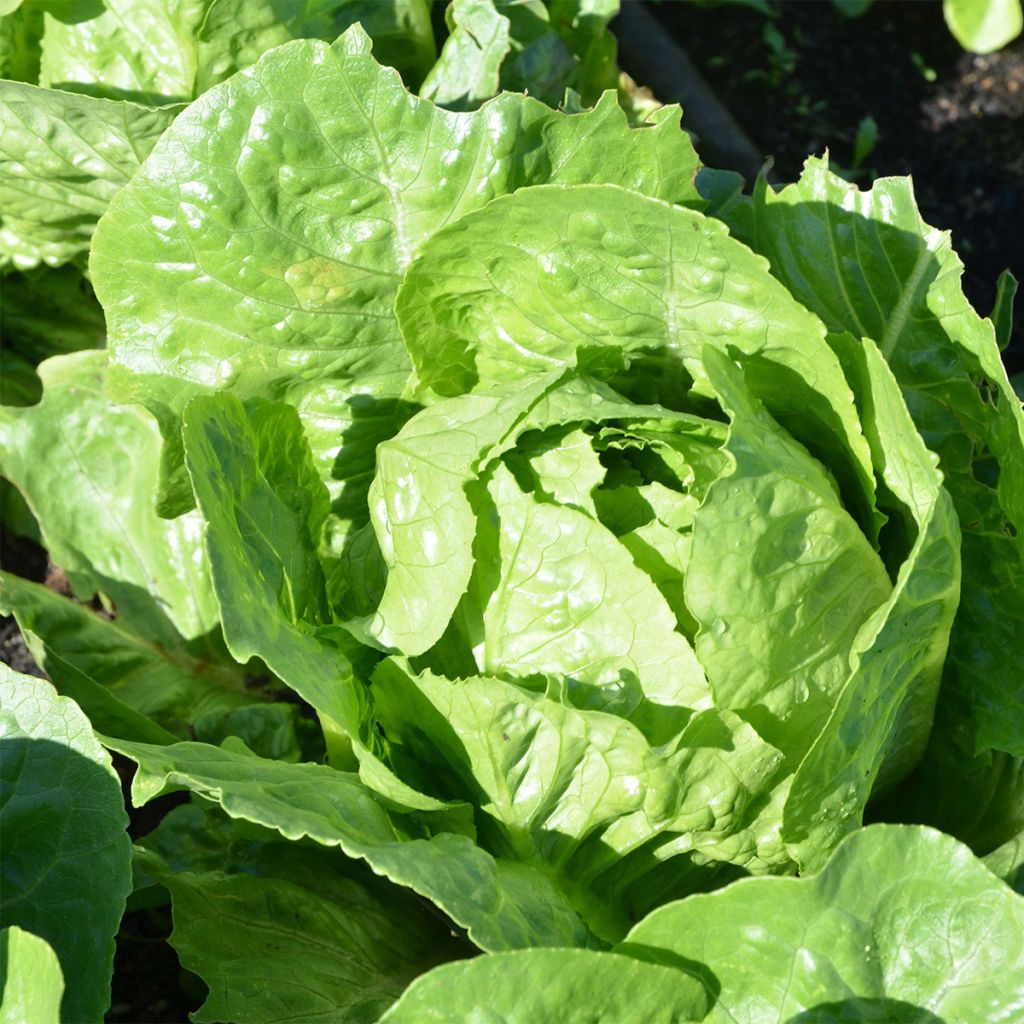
(180, 391, 461, 815)
(0, 80, 177, 269)
(0, 351, 220, 645)
(38, 0, 208, 104)
(397, 183, 878, 537)
(622, 824, 1024, 1023)
(91, 26, 701, 510)
(0, 669, 131, 1023)
(0, 927, 63, 1024)
(475, 463, 710, 730)
(135, 840, 465, 1024)
(0, 572, 249, 743)
(197, 0, 436, 93)
(366, 372, 563, 655)
(782, 337, 960, 869)
(421, 0, 510, 109)
(725, 157, 1023, 756)
(687, 348, 892, 766)
(515, 425, 607, 514)
(367, 372, 719, 662)
(107, 736, 594, 952)
(944, 0, 1022, 52)
(373, 660, 788, 941)
(380, 947, 708, 1024)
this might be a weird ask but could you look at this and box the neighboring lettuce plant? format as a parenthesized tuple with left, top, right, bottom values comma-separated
(1, 11, 1023, 1024)
(833, 0, 1023, 53)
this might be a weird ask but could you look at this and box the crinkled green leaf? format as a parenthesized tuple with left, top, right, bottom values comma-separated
(944, 0, 1022, 53)
(782, 337, 960, 869)
(107, 736, 595, 952)
(0, 81, 178, 269)
(397, 183, 878, 539)
(475, 462, 709, 728)
(197, 0, 435, 93)
(722, 157, 1024, 756)
(0, 669, 131, 1023)
(0, 351, 219, 645)
(500, 2, 577, 107)
(373, 659, 788, 941)
(37, 0, 208, 104)
(0, 572, 249, 744)
(180, 391, 464, 817)
(687, 347, 892, 766)
(367, 372, 719, 660)
(622, 824, 1024, 1023)
(380, 947, 708, 1024)
(0, 927, 63, 1024)
(135, 840, 464, 1024)
(421, 0, 510, 109)
(91, 26, 701, 512)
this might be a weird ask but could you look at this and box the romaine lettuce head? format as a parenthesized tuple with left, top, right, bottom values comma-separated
(166, 264, 960, 946)
(345, 327, 960, 937)
(76, 28, 964, 946)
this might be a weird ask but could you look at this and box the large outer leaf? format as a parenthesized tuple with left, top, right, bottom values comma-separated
(621, 824, 1024, 1023)
(180, 391, 463, 816)
(380, 947, 708, 1024)
(0, 927, 63, 1024)
(90, 26, 701, 513)
(107, 736, 594, 953)
(135, 836, 464, 1024)
(0, 669, 131, 1023)
(0, 81, 177, 269)
(688, 349, 891, 766)
(782, 338, 960, 869)
(0, 572, 249, 743)
(397, 183, 878, 536)
(722, 158, 1024, 756)
(0, 351, 219, 644)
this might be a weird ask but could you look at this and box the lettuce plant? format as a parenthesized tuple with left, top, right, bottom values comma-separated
(1, 6, 1024, 1023)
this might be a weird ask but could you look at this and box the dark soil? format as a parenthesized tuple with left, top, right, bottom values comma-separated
(648, 0, 1024, 374)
